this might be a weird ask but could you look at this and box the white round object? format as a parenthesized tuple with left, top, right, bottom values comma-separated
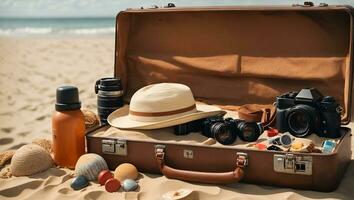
(11, 144, 53, 176)
(75, 153, 108, 181)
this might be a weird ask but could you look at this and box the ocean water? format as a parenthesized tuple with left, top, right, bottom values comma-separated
(0, 17, 115, 36)
(1, 0, 353, 36)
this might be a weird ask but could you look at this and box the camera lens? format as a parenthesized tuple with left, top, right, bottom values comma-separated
(201, 116, 224, 138)
(95, 77, 124, 124)
(235, 120, 262, 142)
(287, 108, 312, 137)
(211, 123, 237, 145)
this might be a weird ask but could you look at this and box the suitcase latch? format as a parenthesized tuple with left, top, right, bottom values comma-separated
(274, 154, 312, 175)
(236, 152, 248, 168)
(101, 139, 128, 156)
(155, 145, 166, 160)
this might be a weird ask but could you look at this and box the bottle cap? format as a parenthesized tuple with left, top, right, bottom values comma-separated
(55, 86, 81, 111)
(267, 128, 279, 137)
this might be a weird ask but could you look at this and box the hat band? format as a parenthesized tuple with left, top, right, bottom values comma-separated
(129, 104, 196, 117)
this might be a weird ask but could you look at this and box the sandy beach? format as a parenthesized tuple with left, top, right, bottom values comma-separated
(0, 36, 354, 200)
(0, 36, 114, 152)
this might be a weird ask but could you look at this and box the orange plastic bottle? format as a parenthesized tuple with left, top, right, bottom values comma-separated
(52, 86, 85, 169)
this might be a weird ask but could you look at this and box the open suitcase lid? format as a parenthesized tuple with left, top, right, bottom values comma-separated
(114, 5, 354, 124)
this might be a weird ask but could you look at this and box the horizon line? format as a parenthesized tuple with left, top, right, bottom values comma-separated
(0, 16, 116, 19)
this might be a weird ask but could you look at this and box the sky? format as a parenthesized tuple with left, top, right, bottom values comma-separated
(0, 0, 354, 18)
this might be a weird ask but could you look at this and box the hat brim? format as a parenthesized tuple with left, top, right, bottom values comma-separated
(107, 104, 226, 130)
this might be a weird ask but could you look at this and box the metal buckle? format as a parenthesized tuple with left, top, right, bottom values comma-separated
(155, 145, 166, 160)
(236, 152, 248, 168)
(101, 139, 127, 156)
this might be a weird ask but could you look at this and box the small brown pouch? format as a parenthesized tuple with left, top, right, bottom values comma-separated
(221, 104, 276, 127)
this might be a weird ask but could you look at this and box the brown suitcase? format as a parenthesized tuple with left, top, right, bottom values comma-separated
(87, 4, 353, 192)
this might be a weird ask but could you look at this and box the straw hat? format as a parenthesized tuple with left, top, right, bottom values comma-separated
(108, 83, 225, 129)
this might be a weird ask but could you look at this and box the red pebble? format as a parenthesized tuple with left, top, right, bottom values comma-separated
(105, 178, 121, 193)
(267, 128, 279, 137)
(98, 170, 113, 186)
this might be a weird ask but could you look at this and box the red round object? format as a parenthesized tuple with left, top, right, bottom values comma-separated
(255, 143, 267, 150)
(267, 128, 279, 137)
(98, 170, 113, 186)
(105, 178, 121, 193)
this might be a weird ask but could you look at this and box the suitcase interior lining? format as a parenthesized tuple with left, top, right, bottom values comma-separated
(89, 109, 342, 152)
(116, 9, 352, 123)
(88, 125, 344, 152)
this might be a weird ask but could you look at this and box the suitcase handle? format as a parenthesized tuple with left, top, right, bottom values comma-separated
(155, 148, 247, 184)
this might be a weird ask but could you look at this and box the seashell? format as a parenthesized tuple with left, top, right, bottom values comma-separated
(162, 188, 196, 200)
(290, 138, 315, 153)
(11, 144, 53, 176)
(75, 153, 108, 181)
(114, 163, 139, 182)
(71, 175, 89, 190)
(122, 179, 138, 191)
(201, 138, 216, 145)
(82, 110, 100, 129)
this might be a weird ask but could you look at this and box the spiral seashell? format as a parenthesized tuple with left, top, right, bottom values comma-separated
(10, 144, 53, 176)
(75, 153, 108, 181)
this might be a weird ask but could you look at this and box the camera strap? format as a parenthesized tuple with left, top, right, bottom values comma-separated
(221, 104, 276, 128)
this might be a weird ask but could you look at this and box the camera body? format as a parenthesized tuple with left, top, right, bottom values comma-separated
(276, 88, 341, 138)
(202, 116, 263, 144)
(174, 116, 263, 145)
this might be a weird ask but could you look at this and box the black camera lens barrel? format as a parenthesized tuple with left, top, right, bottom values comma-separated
(95, 78, 122, 93)
(236, 121, 263, 142)
(95, 77, 124, 124)
(211, 122, 237, 145)
(97, 95, 124, 107)
(286, 106, 316, 138)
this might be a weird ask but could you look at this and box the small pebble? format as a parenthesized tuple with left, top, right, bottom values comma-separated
(114, 163, 139, 182)
(71, 175, 89, 190)
(122, 179, 138, 191)
(98, 170, 113, 186)
(105, 178, 121, 193)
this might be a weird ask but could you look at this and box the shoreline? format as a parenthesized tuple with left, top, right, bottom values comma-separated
(0, 33, 115, 39)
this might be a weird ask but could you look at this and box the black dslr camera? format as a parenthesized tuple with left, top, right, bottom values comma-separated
(276, 88, 342, 138)
(201, 116, 263, 145)
(174, 116, 263, 145)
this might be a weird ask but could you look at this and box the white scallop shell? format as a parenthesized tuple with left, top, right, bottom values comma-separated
(75, 153, 108, 181)
(11, 144, 53, 176)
